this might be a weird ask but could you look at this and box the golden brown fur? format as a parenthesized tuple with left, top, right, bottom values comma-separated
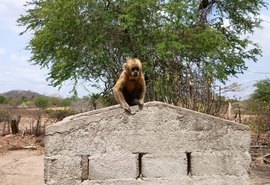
(113, 58, 146, 113)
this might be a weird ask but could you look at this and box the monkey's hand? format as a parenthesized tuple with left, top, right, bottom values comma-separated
(138, 99, 144, 110)
(122, 103, 135, 115)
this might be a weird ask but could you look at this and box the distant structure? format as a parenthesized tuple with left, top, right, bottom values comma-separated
(45, 101, 251, 185)
(227, 102, 233, 120)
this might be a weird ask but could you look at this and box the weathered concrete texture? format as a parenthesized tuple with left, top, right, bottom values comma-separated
(45, 101, 251, 185)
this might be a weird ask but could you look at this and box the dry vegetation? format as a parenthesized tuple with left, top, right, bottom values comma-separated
(0, 135, 44, 155)
(0, 107, 50, 154)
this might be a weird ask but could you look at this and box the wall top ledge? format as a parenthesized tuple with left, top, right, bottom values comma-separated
(46, 101, 249, 136)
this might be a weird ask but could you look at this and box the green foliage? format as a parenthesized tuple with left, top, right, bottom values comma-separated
(245, 79, 270, 134)
(0, 96, 7, 104)
(46, 109, 76, 121)
(18, 0, 267, 113)
(8, 98, 23, 108)
(48, 97, 71, 107)
(49, 97, 62, 106)
(34, 96, 51, 109)
(61, 98, 72, 107)
(251, 79, 270, 104)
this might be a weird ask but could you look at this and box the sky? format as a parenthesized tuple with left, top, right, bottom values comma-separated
(0, 1, 269, 99)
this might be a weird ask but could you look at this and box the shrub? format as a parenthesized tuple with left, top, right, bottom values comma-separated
(46, 109, 77, 122)
(0, 96, 7, 104)
(34, 96, 51, 109)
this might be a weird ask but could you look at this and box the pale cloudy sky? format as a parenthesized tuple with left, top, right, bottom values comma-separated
(0, 0, 269, 99)
(0, 0, 93, 97)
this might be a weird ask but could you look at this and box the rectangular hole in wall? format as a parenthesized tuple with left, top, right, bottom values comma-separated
(186, 152, 192, 176)
(133, 152, 147, 179)
(81, 155, 89, 181)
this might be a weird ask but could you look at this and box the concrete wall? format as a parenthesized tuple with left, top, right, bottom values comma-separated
(44, 101, 251, 185)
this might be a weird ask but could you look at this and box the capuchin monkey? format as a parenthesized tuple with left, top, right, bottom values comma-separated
(113, 58, 146, 114)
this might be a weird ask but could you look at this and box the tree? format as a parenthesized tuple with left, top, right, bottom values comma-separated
(34, 96, 51, 109)
(250, 79, 270, 130)
(88, 93, 101, 110)
(18, 0, 267, 114)
(11, 115, 21, 134)
(245, 79, 270, 140)
(0, 96, 7, 104)
(33, 96, 50, 136)
(251, 79, 270, 104)
(61, 98, 72, 107)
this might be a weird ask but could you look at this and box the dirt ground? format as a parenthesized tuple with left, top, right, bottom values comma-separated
(251, 164, 270, 185)
(0, 149, 269, 185)
(0, 150, 44, 185)
(0, 135, 44, 185)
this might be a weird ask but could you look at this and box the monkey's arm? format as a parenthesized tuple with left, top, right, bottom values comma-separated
(113, 74, 131, 113)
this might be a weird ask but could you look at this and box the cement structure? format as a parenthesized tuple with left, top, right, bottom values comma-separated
(44, 101, 251, 185)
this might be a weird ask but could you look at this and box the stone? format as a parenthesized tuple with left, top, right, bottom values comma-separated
(45, 101, 251, 185)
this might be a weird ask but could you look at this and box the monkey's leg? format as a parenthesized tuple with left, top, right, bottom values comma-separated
(137, 84, 146, 110)
(131, 98, 143, 109)
(138, 100, 144, 110)
(137, 94, 145, 110)
(131, 99, 143, 110)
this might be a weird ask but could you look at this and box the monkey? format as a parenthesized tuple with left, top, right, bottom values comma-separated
(113, 58, 146, 114)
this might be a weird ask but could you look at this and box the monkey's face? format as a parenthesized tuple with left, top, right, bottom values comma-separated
(125, 58, 142, 80)
(131, 66, 140, 77)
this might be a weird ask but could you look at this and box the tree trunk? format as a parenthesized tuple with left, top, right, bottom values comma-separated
(34, 114, 41, 136)
(3, 122, 6, 136)
(11, 115, 21, 134)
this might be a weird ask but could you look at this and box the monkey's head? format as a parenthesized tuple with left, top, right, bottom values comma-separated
(124, 58, 142, 80)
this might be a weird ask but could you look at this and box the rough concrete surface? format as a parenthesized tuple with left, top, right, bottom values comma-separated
(45, 101, 251, 185)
